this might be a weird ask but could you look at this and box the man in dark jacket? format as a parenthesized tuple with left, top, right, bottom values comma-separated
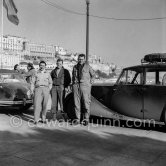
(50, 58, 71, 121)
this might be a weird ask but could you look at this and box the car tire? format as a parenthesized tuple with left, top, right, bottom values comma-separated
(64, 93, 76, 121)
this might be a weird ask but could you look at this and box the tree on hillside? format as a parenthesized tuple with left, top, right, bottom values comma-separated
(96, 70, 116, 79)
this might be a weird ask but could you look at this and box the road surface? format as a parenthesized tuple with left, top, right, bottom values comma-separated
(0, 106, 166, 166)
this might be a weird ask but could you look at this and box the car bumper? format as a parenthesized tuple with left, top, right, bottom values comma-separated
(0, 100, 33, 106)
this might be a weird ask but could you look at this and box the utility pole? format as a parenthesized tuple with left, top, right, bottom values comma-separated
(1, 0, 4, 69)
(85, 0, 90, 62)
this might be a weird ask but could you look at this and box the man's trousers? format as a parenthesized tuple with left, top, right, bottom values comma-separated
(51, 85, 64, 114)
(34, 87, 50, 122)
(73, 83, 91, 122)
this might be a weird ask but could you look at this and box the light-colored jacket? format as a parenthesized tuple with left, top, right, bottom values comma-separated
(31, 70, 52, 92)
(72, 63, 95, 86)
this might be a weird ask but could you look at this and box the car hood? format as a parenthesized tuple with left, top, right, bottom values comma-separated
(0, 82, 31, 100)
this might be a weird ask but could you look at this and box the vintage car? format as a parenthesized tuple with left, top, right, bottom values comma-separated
(64, 53, 166, 126)
(0, 69, 33, 110)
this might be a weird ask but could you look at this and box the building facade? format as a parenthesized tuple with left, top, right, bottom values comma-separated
(0, 35, 110, 73)
(0, 35, 64, 68)
(22, 42, 55, 61)
(0, 35, 23, 69)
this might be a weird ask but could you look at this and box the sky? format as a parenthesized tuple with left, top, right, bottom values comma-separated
(1, 0, 166, 67)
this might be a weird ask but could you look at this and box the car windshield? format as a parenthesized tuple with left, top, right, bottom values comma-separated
(0, 73, 26, 83)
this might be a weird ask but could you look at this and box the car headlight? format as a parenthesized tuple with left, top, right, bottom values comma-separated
(27, 90, 32, 99)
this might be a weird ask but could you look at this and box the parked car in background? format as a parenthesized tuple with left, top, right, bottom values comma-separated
(0, 69, 33, 110)
(64, 53, 166, 126)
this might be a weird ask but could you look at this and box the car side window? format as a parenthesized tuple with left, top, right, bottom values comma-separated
(160, 72, 166, 85)
(128, 70, 141, 84)
(118, 70, 127, 84)
(146, 72, 155, 85)
(118, 70, 141, 85)
(145, 71, 166, 85)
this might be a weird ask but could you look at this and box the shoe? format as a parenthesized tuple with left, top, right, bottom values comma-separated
(52, 114, 57, 121)
(72, 119, 80, 126)
(34, 119, 41, 125)
(82, 120, 89, 126)
(34, 121, 38, 125)
(61, 112, 68, 121)
(61, 110, 65, 115)
(41, 120, 47, 124)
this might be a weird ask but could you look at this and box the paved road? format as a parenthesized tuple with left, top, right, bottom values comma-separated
(0, 107, 166, 166)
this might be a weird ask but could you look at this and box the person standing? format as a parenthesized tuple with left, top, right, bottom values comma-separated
(14, 64, 25, 74)
(50, 58, 71, 121)
(72, 54, 95, 126)
(31, 61, 52, 124)
(23, 63, 36, 84)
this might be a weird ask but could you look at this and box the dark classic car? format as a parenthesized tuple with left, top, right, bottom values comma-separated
(64, 53, 166, 126)
(0, 69, 33, 110)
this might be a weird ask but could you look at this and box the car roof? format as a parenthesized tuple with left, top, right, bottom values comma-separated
(124, 63, 166, 72)
(0, 69, 18, 74)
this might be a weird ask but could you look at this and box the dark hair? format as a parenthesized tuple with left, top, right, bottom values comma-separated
(78, 54, 85, 59)
(14, 64, 19, 70)
(27, 63, 34, 69)
(57, 58, 63, 64)
(39, 61, 46, 66)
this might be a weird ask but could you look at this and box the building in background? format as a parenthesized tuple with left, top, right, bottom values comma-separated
(22, 42, 55, 61)
(0, 35, 116, 76)
(0, 35, 25, 52)
(0, 35, 58, 68)
(0, 35, 23, 69)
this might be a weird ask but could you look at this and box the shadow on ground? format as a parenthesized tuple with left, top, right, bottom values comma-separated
(0, 107, 166, 165)
(0, 107, 166, 133)
(0, 107, 65, 123)
(90, 116, 166, 133)
(0, 124, 166, 166)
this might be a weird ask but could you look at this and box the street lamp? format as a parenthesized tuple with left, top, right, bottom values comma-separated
(85, 0, 90, 62)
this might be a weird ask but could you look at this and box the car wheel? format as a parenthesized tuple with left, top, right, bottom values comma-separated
(64, 93, 76, 121)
